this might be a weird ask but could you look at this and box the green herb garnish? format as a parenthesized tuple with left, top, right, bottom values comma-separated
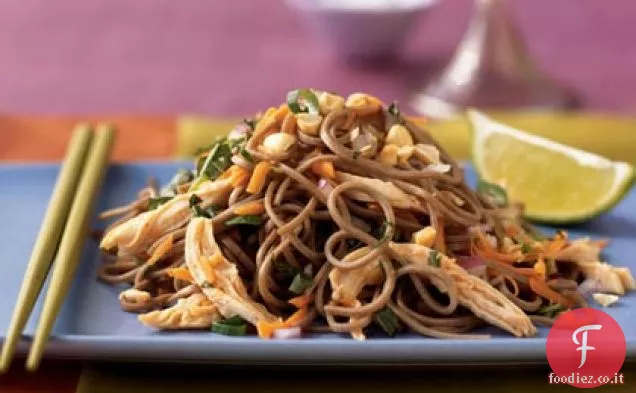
(225, 215, 262, 226)
(189, 194, 217, 218)
(239, 147, 253, 162)
(477, 180, 508, 207)
(189, 194, 202, 208)
(374, 221, 395, 245)
(211, 318, 247, 336)
(198, 139, 232, 180)
(428, 250, 441, 267)
(373, 307, 399, 336)
(201, 281, 214, 289)
(222, 315, 246, 326)
(287, 89, 320, 115)
(539, 304, 566, 318)
(521, 243, 532, 253)
(147, 196, 173, 210)
(289, 272, 314, 294)
(352, 149, 361, 160)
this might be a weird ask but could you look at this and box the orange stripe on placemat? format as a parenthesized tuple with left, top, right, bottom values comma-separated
(0, 115, 175, 162)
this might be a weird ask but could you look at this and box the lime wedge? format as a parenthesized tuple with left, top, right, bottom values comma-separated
(468, 110, 634, 224)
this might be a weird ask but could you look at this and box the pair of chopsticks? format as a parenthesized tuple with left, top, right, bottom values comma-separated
(0, 123, 115, 373)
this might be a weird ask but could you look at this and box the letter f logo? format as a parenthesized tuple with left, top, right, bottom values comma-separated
(572, 324, 602, 368)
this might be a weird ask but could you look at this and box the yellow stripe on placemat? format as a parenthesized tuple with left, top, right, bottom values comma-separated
(76, 364, 635, 393)
(176, 112, 636, 164)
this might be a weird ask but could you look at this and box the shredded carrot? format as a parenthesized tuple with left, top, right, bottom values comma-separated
(166, 267, 195, 284)
(247, 161, 272, 194)
(285, 307, 308, 326)
(289, 294, 313, 309)
(473, 231, 522, 263)
(311, 161, 335, 180)
(220, 165, 251, 187)
(542, 231, 568, 257)
(147, 234, 173, 265)
(257, 307, 309, 339)
(256, 320, 285, 339)
(233, 201, 265, 216)
(529, 276, 574, 308)
(262, 106, 277, 120)
(274, 104, 290, 124)
(219, 165, 234, 180)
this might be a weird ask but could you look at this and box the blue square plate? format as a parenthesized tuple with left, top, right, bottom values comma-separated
(1, 161, 634, 365)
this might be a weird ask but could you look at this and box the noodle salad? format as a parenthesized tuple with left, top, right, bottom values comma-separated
(97, 89, 635, 340)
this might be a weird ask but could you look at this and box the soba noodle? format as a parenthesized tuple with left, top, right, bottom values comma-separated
(96, 89, 635, 339)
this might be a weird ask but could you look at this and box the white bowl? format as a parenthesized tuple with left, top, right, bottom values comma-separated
(285, 0, 439, 65)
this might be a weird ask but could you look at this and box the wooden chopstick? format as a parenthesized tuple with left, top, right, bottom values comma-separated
(0, 124, 94, 373)
(25, 124, 115, 372)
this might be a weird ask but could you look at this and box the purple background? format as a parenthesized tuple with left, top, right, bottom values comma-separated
(0, 0, 634, 116)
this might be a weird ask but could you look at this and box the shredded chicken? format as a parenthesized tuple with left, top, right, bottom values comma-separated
(184, 217, 277, 326)
(330, 247, 383, 306)
(100, 178, 233, 255)
(389, 242, 537, 338)
(556, 238, 604, 263)
(578, 262, 635, 295)
(329, 247, 384, 340)
(335, 172, 418, 209)
(556, 238, 635, 295)
(138, 293, 221, 329)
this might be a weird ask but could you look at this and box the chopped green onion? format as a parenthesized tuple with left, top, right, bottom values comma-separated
(374, 221, 395, 246)
(539, 303, 565, 318)
(211, 322, 247, 336)
(189, 194, 202, 208)
(148, 196, 173, 210)
(189, 193, 214, 218)
(222, 315, 246, 326)
(239, 147, 253, 162)
(520, 243, 532, 253)
(428, 250, 441, 267)
(289, 272, 313, 294)
(225, 215, 262, 226)
(287, 89, 320, 115)
(201, 281, 214, 288)
(477, 180, 508, 207)
(373, 307, 399, 336)
(192, 205, 212, 218)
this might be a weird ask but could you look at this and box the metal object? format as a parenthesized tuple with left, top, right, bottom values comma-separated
(411, 0, 579, 119)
